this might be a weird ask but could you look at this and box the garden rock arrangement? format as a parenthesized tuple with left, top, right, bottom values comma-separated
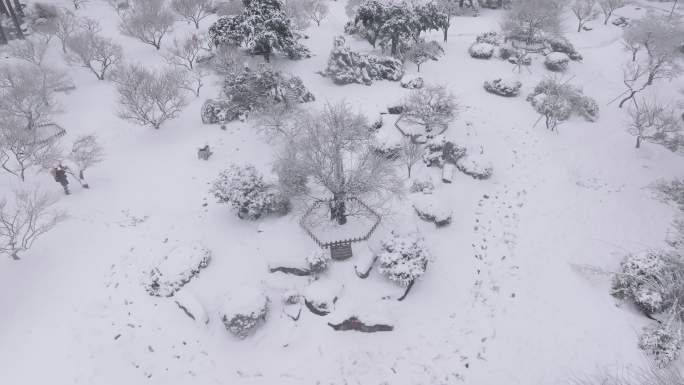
(484, 78, 522, 97)
(321, 36, 404, 86)
(220, 288, 269, 339)
(143, 243, 212, 297)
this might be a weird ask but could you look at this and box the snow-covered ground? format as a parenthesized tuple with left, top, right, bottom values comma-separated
(1, 1, 684, 384)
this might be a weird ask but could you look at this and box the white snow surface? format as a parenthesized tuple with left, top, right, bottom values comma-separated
(1, 1, 684, 384)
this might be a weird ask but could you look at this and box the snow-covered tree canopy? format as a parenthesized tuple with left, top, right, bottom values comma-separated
(208, 0, 310, 62)
(501, 0, 564, 44)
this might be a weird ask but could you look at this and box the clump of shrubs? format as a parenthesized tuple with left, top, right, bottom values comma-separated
(468, 42, 495, 59)
(544, 52, 570, 72)
(322, 36, 404, 85)
(484, 78, 522, 97)
(202, 64, 314, 123)
(543, 35, 582, 61)
(221, 289, 269, 339)
(211, 164, 290, 220)
(639, 318, 683, 367)
(475, 31, 504, 46)
(378, 231, 430, 300)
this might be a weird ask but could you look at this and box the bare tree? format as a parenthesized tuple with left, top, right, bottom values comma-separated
(0, 116, 64, 181)
(179, 67, 207, 97)
(0, 188, 66, 260)
(275, 102, 401, 224)
(406, 39, 444, 72)
(66, 23, 123, 80)
(597, 0, 623, 25)
(53, 8, 78, 53)
(400, 136, 422, 178)
(501, 0, 564, 44)
(164, 33, 207, 70)
(104, 0, 130, 15)
(0, 63, 63, 130)
(113, 64, 188, 129)
(283, 0, 311, 31)
(570, 0, 598, 32)
(7, 34, 52, 66)
(628, 98, 683, 150)
(65, 134, 103, 188)
(618, 14, 683, 108)
(302, 0, 328, 27)
(171, 0, 215, 29)
(401, 85, 458, 134)
(119, 0, 175, 50)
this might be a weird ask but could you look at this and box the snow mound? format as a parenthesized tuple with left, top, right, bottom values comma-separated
(456, 150, 493, 180)
(303, 280, 341, 316)
(400, 74, 424, 89)
(544, 52, 570, 72)
(143, 243, 212, 297)
(484, 78, 522, 97)
(412, 195, 453, 227)
(174, 291, 209, 324)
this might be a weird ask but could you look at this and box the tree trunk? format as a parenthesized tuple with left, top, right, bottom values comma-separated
(330, 194, 347, 225)
(577, 22, 582, 33)
(5, 0, 24, 39)
(12, 0, 22, 17)
(391, 36, 398, 55)
(0, 23, 7, 45)
(11, 251, 20, 260)
(619, 90, 638, 108)
(194, 20, 200, 29)
(442, 27, 448, 43)
(0, 0, 8, 16)
(636, 136, 641, 149)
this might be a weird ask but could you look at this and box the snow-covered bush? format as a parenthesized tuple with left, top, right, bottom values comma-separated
(378, 231, 430, 287)
(409, 177, 434, 194)
(543, 35, 582, 61)
(413, 197, 453, 227)
(400, 85, 458, 134)
(484, 78, 522, 97)
(306, 249, 330, 274)
(469, 42, 495, 59)
(475, 31, 503, 46)
(220, 289, 269, 339)
(405, 39, 444, 72)
(321, 36, 403, 86)
(544, 52, 570, 72)
(656, 180, 684, 211)
(209, 0, 309, 62)
(400, 74, 424, 89)
(456, 151, 494, 180)
(639, 319, 683, 367)
(206, 64, 314, 123)
(211, 164, 290, 220)
(528, 78, 599, 129)
(421, 135, 466, 168)
(143, 243, 212, 297)
(611, 251, 684, 315)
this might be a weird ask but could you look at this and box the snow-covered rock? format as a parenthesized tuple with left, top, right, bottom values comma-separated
(220, 288, 269, 339)
(469, 43, 495, 59)
(303, 280, 341, 316)
(484, 78, 522, 97)
(544, 52, 570, 72)
(456, 150, 493, 180)
(143, 243, 212, 297)
(174, 291, 209, 324)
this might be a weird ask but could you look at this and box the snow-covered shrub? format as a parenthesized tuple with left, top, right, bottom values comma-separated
(656, 180, 684, 211)
(201, 99, 237, 124)
(400, 75, 424, 89)
(306, 249, 330, 274)
(469, 42, 495, 59)
(378, 231, 430, 287)
(143, 243, 212, 297)
(456, 151, 494, 180)
(484, 78, 522, 97)
(409, 177, 434, 194)
(400, 85, 458, 134)
(544, 52, 570, 72)
(611, 251, 684, 315)
(528, 78, 600, 127)
(321, 36, 404, 86)
(220, 289, 269, 339)
(413, 197, 453, 227)
(639, 319, 683, 367)
(421, 135, 466, 168)
(211, 164, 290, 220)
(405, 39, 444, 72)
(543, 35, 582, 61)
(214, 64, 314, 123)
(475, 31, 503, 46)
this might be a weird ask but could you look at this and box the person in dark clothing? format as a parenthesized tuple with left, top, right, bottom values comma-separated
(51, 165, 70, 195)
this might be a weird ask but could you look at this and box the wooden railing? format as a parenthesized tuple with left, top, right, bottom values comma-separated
(299, 197, 381, 249)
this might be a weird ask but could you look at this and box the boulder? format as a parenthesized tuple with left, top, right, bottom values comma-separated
(220, 288, 269, 339)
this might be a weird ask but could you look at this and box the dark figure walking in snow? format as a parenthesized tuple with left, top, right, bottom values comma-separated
(51, 165, 70, 195)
